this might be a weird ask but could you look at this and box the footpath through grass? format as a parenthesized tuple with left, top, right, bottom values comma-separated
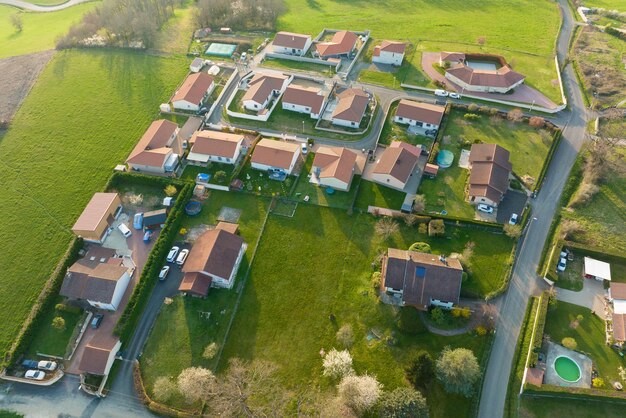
(0, 50, 188, 356)
(0, 3, 99, 59)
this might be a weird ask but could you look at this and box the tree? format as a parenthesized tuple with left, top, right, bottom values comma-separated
(547, 287, 558, 310)
(153, 376, 177, 402)
(371, 271, 382, 290)
(562, 337, 577, 350)
(413, 195, 426, 213)
(164, 184, 177, 196)
(428, 219, 445, 237)
(592, 377, 605, 388)
(408, 242, 431, 253)
(430, 307, 445, 324)
(214, 170, 227, 184)
(375, 217, 399, 241)
(459, 241, 475, 270)
(504, 224, 522, 239)
(10, 13, 23, 32)
(203, 342, 219, 360)
(529, 116, 545, 128)
(52, 316, 65, 330)
(177, 367, 215, 403)
(507, 108, 524, 122)
(336, 324, 354, 348)
(406, 351, 435, 389)
(323, 349, 354, 379)
(436, 347, 481, 397)
(379, 387, 428, 418)
(338, 374, 382, 415)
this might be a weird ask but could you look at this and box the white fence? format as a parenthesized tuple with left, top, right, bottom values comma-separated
(265, 52, 341, 71)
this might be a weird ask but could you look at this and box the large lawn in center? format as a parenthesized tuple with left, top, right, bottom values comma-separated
(217, 204, 510, 416)
(0, 50, 188, 357)
(0, 3, 99, 59)
(278, 0, 562, 102)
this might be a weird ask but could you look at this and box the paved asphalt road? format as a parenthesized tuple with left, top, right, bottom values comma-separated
(0, 0, 91, 12)
(476, 1, 588, 417)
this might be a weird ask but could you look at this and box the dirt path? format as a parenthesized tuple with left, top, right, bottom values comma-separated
(0, 50, 54, 123)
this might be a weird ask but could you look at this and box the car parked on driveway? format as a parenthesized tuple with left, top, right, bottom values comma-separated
(25, 370, 45, 380)
(22, 360, 39, 369)
(477, 204, 494, 214)
(557, 257, 567, 272)
(509, 213, 519, 225)
(91, 313, 104, 329)
(449, 92, 461, 99)
(167, 246, 180, 263)
(133, 213, 143, 229)
(434, 89, 448, 97)
(159, 266, 170, 281)
(176, 249, 190, 266)
(38, 361, 57, 371)
(118, 223, 132, 238)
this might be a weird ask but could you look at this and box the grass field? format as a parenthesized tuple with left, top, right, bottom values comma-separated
(277, 0, 562, 101)
(25, 296, 83, 358)
(378, 101, 435, 148)
(584, 0, 626, 10)
(0, 3, 99, 59)
(545, 301, 626, 384)
(519, 396, 626, 418)
(354, 180, 407, 211)
(0, 50, 188, 357)
(261, 57, 336, 76)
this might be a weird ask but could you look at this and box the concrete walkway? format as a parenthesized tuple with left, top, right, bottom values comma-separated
(556, 278, 606, 313)
(0, 0, 92, 12)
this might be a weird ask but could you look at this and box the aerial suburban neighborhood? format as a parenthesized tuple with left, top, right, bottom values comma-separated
(0, 0, 624, 417)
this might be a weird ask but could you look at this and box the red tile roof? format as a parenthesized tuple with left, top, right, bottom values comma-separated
(312, 146, 357, 185)
(379, 40, 406, 54)
(126, 119, 178, 167)
(395, 99, 445, 125)
(172, 72, 214, 105)
(331, 88, 369, 123)
(72, 193, 120, 232)
(315, 31, 358, 57)
(446, 63, 525, 89)
(190, 130, 244, 159)
(273, 31, 310, 49)
(251, 139, 299, 170)
(179, 271, 212, 297)
(468, 144, 512, 204)
(182, 225, 245, 280)
(243, 73, 289, 105)
(372, 141, 420, 184)
(282, 85, 325, 115)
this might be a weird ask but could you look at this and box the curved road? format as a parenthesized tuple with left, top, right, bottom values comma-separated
(0, 0, 92, 12)
(477, 1, 588, 417)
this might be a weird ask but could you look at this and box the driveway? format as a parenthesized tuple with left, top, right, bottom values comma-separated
(0, 0, 91, 11)
(496, 190, 528, 224)
(556, 278, 606, 313)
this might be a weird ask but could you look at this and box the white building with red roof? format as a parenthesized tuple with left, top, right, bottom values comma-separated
(272, 32, 312, 56)
(282, 84, 326, 119)
(172, 72, 215, 112)
(393, 99, 445, 130)
(373, 41, 406, 66)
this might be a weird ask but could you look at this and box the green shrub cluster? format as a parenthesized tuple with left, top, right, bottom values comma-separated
(524, 384, 626, 403)
(55, 303, 82, 315)
(529, 291, 550, 367)
(114, 181, 193, 342)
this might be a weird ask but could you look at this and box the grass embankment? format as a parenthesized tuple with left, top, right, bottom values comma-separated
(0, 50, 188, 356)
(0, 3, 99, 59)
(277, 0, 562, 101)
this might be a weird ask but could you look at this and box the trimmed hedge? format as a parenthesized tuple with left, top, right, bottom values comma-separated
(561, 241, 626, 266)
(524, 383, 626, 403)
(534, 128, 562, 193)
(529, 290, 550, 367)
(4, 237, 84, 366)
(114, 180, 193, 343)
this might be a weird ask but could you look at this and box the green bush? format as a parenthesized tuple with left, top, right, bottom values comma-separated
(463, 113, 480, 120)
(529, 290, 550, 366)
(55, 303, 82, 315)
(408, 242, 431, 253)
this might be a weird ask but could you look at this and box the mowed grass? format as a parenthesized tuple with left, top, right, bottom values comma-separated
(279, 0, 562, 101)
(0, 3, 99, 58)
(218, 205, 508, 416)
(584, 0, 626, 10)
(519, 396, 626, 418)
(25, 296, 83, 358)
(354, 180, 407, 211)
(0, 50, 188, 356)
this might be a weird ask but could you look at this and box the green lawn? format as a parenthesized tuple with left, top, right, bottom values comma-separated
(584, 0, 626, 11)
(354, 180, 407, 211)
(237, 162, 297, 196)
(24, 296, 83, 358)
(0, 3, 99, 58)
(181, 163, 236, 186)
(279, 0, 562, 102)
(378, 102, 435, 148)
(554, 256, 585, 291)
(544, 301, 626, 384)
(0, 50, 188, 357)
(519, 396, 626, 418)
(291, 153, 361, 209)
(261, 57, 336, 76)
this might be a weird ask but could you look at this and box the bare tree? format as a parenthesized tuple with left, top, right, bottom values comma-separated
(375, 217, 399, 241)
(529, 116, 545, 128)
(10, 13, 23, 32)
(336, 324, 354, 348)
(507, 108, 524, 122)
(177, 367, 215, 403)
(153, 376, 178, 402)
(413, 194, 426, 213)
(338, 374, 382, 415)
(503, 224, 522, 239)
(323, 349, 354, 379)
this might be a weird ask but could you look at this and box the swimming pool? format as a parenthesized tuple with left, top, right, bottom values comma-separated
(436, 150, 454, 168)
(554, 356, 581, 383)
(206, 43, 237, 57)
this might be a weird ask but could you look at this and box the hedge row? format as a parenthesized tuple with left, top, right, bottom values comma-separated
(114, 181, 193, 343)
(108, 171, 187, 190)
(534, 128, 563, 193)
(561, 241, 626, 266)
(529, 290, 550, 367)
(425, 212, 504, 232)
(559, 151, 584, 208)
(484, 245, 517, 300)
(3, 237, 84, 366)
(524, 383, 626, 403)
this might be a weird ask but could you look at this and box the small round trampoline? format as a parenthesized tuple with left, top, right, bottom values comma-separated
(325, 187, 335, 195)
(436, 150, 454, 168)
(185, 201, 202, 216)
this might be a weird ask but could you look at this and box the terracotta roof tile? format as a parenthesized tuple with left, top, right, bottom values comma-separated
(372, 141, 420, 183)
(283, 85, 325, 114)
(315, 31, 358, 57)
(72, 193, 120, 232)
(243, 73, 289, 105)
(395, 100, 445, 125)
(273, 32, 310, 49)
(182, 227, 245, 280)
(312, 146, 357, 185)
(172, 72, 214, 105)
(190, 130, 244, 159)
(331, 88, 369, 123)
(251, 139, 299, 170)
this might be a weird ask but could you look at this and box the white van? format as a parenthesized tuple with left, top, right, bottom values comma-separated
(301, 143, 308, 155)
(434, 89, 449, 97)
(118, 223, 132, 238)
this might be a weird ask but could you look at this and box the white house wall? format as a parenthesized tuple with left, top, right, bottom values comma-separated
(272, 39, 311, 56)
(173, 100, 200, 112)
(251, 152, 298, 175)
(128, 163, 166, 174)
(332, 117, 360, 128)
(370, 173, 406, 191)
(373, 51, 404, 66)
(282, 102, 321, 119)
(318, 176, 350, 191)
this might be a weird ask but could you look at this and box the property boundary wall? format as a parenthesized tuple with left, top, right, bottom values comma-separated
(225, 73, 294, 122)
(264, 52, 341, 71)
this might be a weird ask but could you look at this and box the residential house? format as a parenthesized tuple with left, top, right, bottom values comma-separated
(372, 41, 406, 66)
(187, 130, 245, 165)
(251, 139, 300, 175)
(272, 32, 312, 56)
(179, 222, 247, 297)
(79, 334, 121, 376)
(440, 52, 525, 94)
(371, 141, 420, 191)
(310, 146, 357, 191)
(585, 257, 612, 281)
(331, 88, 369, 128)
(393, 99, 445, 130)
(190, 58, 205, 73)
(72, 193, 123, 243)
(468, 143, 512, 207)
(282, 84, 326, 119)
(126, 119, 181, 174)
(143, 209, 167, 229)
(381, 249, 463, 310)
(242, 72, 290, 111)
(610, 282, 626, 314)
(172, 72, 215, 112)
(613, 313, 626, 343)
(314, 30, 358, 58)
(60, 247, 131, 311)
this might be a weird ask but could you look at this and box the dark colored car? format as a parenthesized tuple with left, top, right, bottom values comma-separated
(21, 359, 39, 369)
(91, 313, 104, 329)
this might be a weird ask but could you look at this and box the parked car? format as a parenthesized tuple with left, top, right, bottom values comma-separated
(21, 360, 39, 369)
(176, 249, 190, 266)
(509, 213, 519, 225)
(38, 361, 57, 371)
(301, 143, 308, 155)
(159, 266, 170, 281)
(557, 258, 567, 272)
(449, 92, 461, 99)
(91, 313, 104, 329)
(477, 204, 494, 214)
(25, 370, 45, 380)
(240, 52, 247, 61)
(143, 230, 152, 243)
(434, 89, 449, 97)
(118, 223, 132, 238)
(133, 213, 143, 230)
(167, 246, 180, 263)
